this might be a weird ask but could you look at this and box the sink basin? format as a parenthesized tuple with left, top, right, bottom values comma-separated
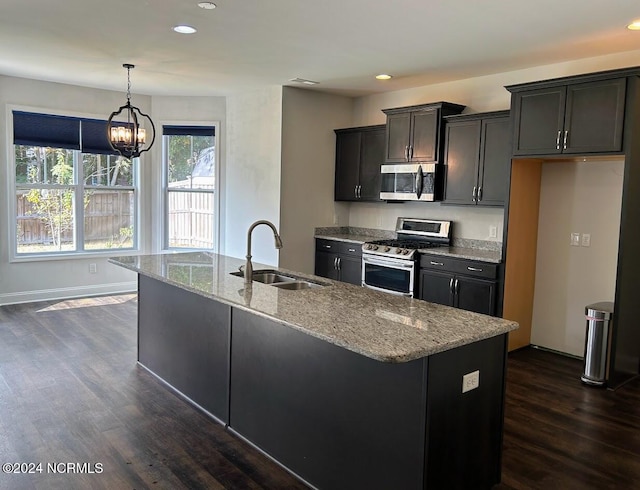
(271, 281, 322, 290)
(230, 269, 295, 284)
(230, 269, 327, 289)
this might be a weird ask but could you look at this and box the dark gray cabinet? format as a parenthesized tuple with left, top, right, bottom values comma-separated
(382, 102, 465, 164)
(315, 238, 362, 285)
(419, 254, 498, 316)
(443, 111, 510, 206)
(511, 78, 626, 156)
(334, 125, 385, 201)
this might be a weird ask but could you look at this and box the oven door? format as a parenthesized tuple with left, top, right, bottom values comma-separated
(362, 254, 415, 297)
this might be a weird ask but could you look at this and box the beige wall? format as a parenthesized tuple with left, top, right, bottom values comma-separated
(224, 86, 283, 264)
(279, 86, 353, 273)
(531, 159, 624, 356)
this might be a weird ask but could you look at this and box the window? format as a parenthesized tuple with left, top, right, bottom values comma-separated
(163, 125, 216, 250)
(12, 111, 137, 257)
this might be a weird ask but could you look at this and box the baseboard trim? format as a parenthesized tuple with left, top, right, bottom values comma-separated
(0, 282, 137, 306)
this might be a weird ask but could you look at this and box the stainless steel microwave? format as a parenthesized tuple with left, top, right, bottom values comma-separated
(380, 163, 438, 201)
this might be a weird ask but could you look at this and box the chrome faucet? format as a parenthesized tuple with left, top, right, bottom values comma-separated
(245, 220, 283, 285)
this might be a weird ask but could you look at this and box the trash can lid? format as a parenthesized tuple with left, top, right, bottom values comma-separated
(585, 301, 614, 319)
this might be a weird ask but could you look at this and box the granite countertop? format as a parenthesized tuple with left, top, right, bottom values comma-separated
(314, 229, 502, 263)
(109, 252, 517, 363)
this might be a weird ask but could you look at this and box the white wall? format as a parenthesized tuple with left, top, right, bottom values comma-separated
(349, 48, 640, 240)
(0, 76, 143, 305)
(224, 87, 283, 265)
(279, 87, 353, 274)
(531, 159, 624, 356)
(150, 95, 226, 253)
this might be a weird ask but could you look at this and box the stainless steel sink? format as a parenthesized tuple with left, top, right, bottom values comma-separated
(271, 281, 322, 290)
(230, 269, 326, 289)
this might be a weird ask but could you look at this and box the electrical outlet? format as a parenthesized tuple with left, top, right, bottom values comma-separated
(89, 263, 97, 274)
(489, 225, 497, 238)
(581, 233, 591, 247)
(462, 370, 480, 393)
(570, 233, 580, 247)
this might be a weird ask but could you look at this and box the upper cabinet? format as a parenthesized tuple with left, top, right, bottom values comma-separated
(509, 77, 626, 157)
(443, 110, 510, 206)
(334, 125, 385, 201)
(382, 102, 465, 164)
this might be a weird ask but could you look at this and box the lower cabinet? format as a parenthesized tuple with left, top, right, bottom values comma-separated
(418, 254, 497, 316)
(315, 238, 362, 285)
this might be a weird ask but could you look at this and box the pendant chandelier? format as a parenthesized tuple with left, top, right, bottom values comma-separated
(107, 63, 155, 159)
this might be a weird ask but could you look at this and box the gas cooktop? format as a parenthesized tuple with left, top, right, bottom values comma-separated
(362, 218, 452, 260)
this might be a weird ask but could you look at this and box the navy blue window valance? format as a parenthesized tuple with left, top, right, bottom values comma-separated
(13, 111, 81, 150)
(13, 111, 120, 155)
(163, 125, 215, 137)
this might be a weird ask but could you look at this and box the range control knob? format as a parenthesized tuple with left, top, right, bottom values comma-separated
(368, 244, 378, 250)
(384, 246, 391, 252)
(403, 249, 411, 255)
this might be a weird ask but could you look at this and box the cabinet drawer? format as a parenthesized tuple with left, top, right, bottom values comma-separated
(316, 239, 362, 257)
(420, 254, 497, 279)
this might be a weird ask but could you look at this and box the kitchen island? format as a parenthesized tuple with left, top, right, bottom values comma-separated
(110, 252, 518, 490)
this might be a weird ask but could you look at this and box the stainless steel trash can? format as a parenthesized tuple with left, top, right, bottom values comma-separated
(581, 301, 614, 386)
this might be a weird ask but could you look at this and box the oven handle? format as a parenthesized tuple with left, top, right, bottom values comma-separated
(362, 256, 415, 270)
(362, 282, 413, 297)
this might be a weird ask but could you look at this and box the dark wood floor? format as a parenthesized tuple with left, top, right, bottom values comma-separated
(1, 295, 640, 489)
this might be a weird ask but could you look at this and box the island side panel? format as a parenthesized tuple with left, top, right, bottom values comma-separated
(425, 334, 508, 489)
(229, 307, 428, 490)
(138, 275, 231, 423)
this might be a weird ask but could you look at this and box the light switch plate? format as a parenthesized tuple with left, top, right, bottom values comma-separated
(581, 233, 591, 247)
(571, 233, 580, 247)
(462, 370, 480, 393)
(489, 225, 497, 238)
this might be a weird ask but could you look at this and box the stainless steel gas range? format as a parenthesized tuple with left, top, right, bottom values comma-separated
(361, 218, 452, 297)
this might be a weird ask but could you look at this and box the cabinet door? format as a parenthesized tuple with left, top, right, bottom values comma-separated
(512, 87, 565, 156)
(443, 120, 481, 205)
(334, 131, 361, 201)
(418, 270, 454, 306)
(358, 128, 385, 201)
(410, 109, 438, 162)
(477, 116, 510, 206)
(315, 251, 339, 281)
(454, 276, 496, 315)
(338, 255, 362, 286)
(385, 112, 411, 162)
(563, 78, 626, 154)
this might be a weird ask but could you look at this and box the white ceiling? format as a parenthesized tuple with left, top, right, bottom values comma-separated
(1, 0, 639, 97)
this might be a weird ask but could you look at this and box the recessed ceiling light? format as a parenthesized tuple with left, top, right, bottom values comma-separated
(198, 2, 216, 9)
(173, 25, 197, 34)
(628, 20, 640, 30)
(376, 74, 392, 80)
(289, 77, 319, 85)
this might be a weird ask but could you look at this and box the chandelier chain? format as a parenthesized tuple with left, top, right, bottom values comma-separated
(126, 66, 132, 103)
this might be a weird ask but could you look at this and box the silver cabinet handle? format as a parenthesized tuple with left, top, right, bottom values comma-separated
(430, 261, 444, 266)
(556, 130, 561, 150)
(409, 146, 413, 159)
(404, 146, 409, 161)
(354, 185, 358, 198)
(324, 244, 332, 249)
(477, 186, 482, 202)
(563, 130, 568, 150)
(348, 248, 356, 252)
(337, 257, 341, 271)
(472, 186, 477, 202)
(357, 185, 361, 198)
(333, 257, 338, 269)
(467, 266, 483, 272)
(454, 278, 459, 294)
(449, 277, 454, 293)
